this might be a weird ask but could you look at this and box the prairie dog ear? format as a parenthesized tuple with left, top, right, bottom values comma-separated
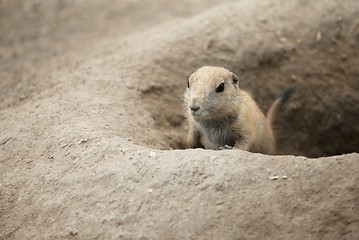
(231, 73, 239, 87)
(188, 70, 198, 88)
(188, 74, 194, 88)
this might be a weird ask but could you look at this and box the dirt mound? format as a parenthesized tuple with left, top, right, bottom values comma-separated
(137, 1, 359, 157)
(1, 0, 358, 239)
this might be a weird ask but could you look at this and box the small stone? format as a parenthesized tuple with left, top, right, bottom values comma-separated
(269, 176, 279, 180)
(316, 31, 322, 41)
(280, 37, 287, 42)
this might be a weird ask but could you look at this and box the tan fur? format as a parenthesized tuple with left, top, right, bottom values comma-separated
(185, 66, 275, 154)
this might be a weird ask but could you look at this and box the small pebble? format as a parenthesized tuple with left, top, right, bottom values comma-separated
(317, 31, 322, 41)
(269, 176, 279, 180)
(280, 37, 287, 42)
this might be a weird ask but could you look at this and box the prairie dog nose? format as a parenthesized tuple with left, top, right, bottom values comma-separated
(189, 98, 200, 111)
(190, 105, 200, 111)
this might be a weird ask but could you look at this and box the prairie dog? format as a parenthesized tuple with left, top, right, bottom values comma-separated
(184, 66, 293, 155)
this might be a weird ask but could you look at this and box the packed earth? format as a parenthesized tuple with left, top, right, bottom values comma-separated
(1, 0, 358, 239)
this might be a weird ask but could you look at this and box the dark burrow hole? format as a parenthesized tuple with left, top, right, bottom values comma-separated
(140, 71, 358, 158)
(138, 22, 359, 158)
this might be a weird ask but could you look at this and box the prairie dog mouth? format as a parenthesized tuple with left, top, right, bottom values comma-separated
(189, 107, 209, 119)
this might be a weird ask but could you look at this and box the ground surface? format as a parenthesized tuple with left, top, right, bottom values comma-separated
(0, 0, 358, 239)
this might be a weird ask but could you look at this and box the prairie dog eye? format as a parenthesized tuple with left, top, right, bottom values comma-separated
(216, 82, 225, 93)
(187, 80, 190, 88)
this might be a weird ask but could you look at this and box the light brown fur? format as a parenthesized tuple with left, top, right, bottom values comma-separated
(185, 66, 278, 154)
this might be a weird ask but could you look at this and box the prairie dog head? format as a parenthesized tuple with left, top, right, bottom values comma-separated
(185, 66, 240, 121)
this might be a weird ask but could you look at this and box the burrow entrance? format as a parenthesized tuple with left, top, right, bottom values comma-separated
(137, 21, 359, 158)
(139, 57, 358, 158)
(142, 86, 358, 157)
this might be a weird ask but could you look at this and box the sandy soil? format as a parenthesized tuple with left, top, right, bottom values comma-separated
(1, 0, 358, 239)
